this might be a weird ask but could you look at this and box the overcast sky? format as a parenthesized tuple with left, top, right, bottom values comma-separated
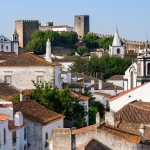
(1, 0, 150, 41)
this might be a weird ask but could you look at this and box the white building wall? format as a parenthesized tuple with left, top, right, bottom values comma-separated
(42, 119, 64, 150)
(109, 82, 150, 112)
(106, 80, 123, 87)
(39, 27, 73, 32)
(54, 66, 62, 89)
(0, 66, 55, 90)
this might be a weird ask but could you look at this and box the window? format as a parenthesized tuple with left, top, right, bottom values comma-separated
(14, 36, 17, 41)
(24, 144, 26, 150)
(1, 44, 3, 50)
(6, 46, 8, 50)
(45, 132, 48, 147)
(117, 48, 120, 54)
(24, 127, 26, 140)
(4, 75, 12, 84)
(147, 63, 150, 75)
(37, 76, 44, 84)
(4, 129, 6, 145)
(12, 131, 16, 145)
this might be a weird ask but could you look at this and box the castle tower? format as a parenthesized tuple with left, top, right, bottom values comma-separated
(109, 28, 125, 57)
(46, 39, 52, 63)
(74, 15, 90, 38)
(15, 20, 39, 48)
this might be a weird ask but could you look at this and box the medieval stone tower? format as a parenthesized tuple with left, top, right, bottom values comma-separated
(15, 20, 39, 48)
(74, 15, 90, 38)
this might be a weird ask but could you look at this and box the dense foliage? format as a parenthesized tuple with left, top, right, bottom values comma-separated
(29, 82, 86, 127)
(26, 30, 78, 54)
(70, 55, 132, 80)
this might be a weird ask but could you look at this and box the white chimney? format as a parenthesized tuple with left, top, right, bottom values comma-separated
(96, 112, 101, 126)
(14, 111, 23, 126)
(91, 80, 95, 85)
(140, 124, 146, 142)
(46, 38, 52, 63)
(105, 112, 114, 126)
(98, 80, 102, 90)
(20, 90, 23, 101)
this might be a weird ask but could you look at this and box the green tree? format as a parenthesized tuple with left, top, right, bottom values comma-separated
(11, 94, 20, 103)
(82, 34, 100, 49)
(25, 38, 46, 54)
(30, 82, 86, 126)
(99, 37, 113, 50)
(44, 30, 60, 46)
(77, 46, 89, 56)
(60, 31, 78, 47)
(31, 30, 45, 40)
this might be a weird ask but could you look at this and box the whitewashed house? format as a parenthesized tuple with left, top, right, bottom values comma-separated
(0, 110, 27, 150)
(0, 39, 62, 90)
(0, 30, 19, 54)
(13, 100, 65, 150)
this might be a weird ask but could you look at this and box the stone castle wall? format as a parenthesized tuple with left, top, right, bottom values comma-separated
(15, 20, 39, 48)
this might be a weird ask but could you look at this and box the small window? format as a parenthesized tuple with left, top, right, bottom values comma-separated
(117, 48, 120, 54)
(37, 76, 44, 84)
(1, 44, 3, 50)
(4, 128, 6, 145)
(24, 127, 26, 140)
(45, 132, 48, 147)
(12, 131, 16, 145)
(14, 36, 17, 41)
(147, 63, 150, 75)
(6, 46, 8, 50)
(4, 75, 12, 84)
(24, 144, 26, 150)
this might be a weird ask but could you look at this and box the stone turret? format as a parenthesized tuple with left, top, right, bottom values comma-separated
(46, 39, 52, 63)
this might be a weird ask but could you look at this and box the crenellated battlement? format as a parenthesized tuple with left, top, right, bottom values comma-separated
(89, 32, 146, 44)
(15, 20, 39, 23)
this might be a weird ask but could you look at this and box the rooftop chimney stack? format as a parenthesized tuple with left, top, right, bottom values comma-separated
(98, 80, 102, 90)
(105, 112, 115, 127)
(140, 124, 146, 143)
(14, 111, 23, 126)
(46, 39, 52, 63)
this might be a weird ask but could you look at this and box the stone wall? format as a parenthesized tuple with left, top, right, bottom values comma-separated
(74, 15, 89, 37)
(52, 46, 75, 55)
(15, 20, 39, 48)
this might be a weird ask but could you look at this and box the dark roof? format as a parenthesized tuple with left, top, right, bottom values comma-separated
(0, 53, 61, 67)
(115, 101, 150, 124)
(13, 100, 65, 125)
(63, 82, 84, 88)
(0, 83, 19, 100)
(0, 52, 17, 60)
(85, 139, 110, 150)
(93, 92, 112, 98)
(107, 75, 124, 81)
(52, 56, 81, 63)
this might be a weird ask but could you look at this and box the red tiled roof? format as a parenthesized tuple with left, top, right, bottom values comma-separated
(63, 82, 84, 88)
(21, 89, 32, 96)
(115, 101, 150, 124)
(72, 124, 98, 135)
(93, 92, 112, 98)
(108, 83, 147, 103)
(71, 92, 90, 101)
(0, 83, 19, 101)
(13, 100, 65, 125)
(0, 114, 10, 122)
(0, 53, 61, 67)
(8, 120, 27, 130)
(107, 75, 124, 81)
(0, 52, 17, 60)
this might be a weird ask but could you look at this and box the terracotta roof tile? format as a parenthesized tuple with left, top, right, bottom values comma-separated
(115, 101, 150, 124)
(0, 52, 17, 60)
(0, 114, 10, 122)
(93, 92, 112, 98)
(72, 124, 98, 135)
(21, 89, 32, 96)
(107, 75, 124, 80)
(108, 83, 147, 103)
(8, 120, 27, 130)
(71, 92, 90, 101)
(0, 53, 61, 67)
(13, 100, 65, 125)
(0, 83, 19, 101)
